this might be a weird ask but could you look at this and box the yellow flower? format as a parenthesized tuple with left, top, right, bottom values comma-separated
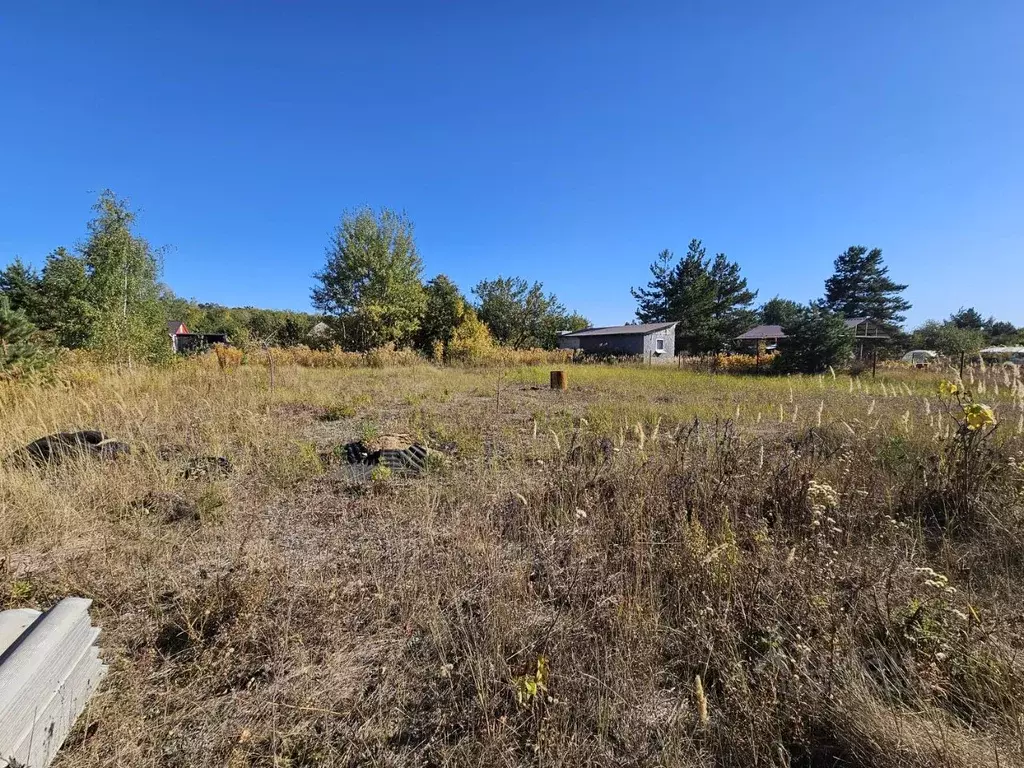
(963, 403, 996, 431)
(939, 380, 959, 397)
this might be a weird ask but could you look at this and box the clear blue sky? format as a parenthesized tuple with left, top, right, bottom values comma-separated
(2, 2, 1021, 327)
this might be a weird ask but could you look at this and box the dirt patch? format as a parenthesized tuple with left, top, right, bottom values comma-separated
(132, 492, 200, 524)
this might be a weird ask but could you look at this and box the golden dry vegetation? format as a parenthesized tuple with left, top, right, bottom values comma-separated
(3, 356, 1024, 767)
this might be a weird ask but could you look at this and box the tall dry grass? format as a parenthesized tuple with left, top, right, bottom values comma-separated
(1, 358, 1023, 767)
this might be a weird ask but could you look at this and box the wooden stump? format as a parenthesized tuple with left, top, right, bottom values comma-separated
(550, 370, 567, 390)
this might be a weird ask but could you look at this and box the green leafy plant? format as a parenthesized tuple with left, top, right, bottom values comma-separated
(512, 655, 548, 706)
(370, 464, 393, 483)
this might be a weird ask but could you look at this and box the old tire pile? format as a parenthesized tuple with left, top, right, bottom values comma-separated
(338, 440, 428, 481)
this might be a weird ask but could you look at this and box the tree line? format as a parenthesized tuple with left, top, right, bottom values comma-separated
(2, 192, 1020, 379)
(632, 241, 1020, 371)
(309, 207, 588, 359)
(1, 191, 167, 369)
(0, 197, 591, 376)
(0, 192, 326, 365)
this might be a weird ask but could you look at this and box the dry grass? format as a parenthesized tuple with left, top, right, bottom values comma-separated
(2, 358, 1024, 767)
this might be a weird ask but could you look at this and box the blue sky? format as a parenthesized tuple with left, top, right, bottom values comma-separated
(1, 1, 1021, 327)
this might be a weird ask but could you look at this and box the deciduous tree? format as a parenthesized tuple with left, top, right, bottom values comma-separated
(758, 296, 803, 327)
(416, 275, 468, 355)
(311, 208, 426, 351)
(473, 276, 585, 349)
(82, 191, 169, 363)
(912, 320, 985, 358)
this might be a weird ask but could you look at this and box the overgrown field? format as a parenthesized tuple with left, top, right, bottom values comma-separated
(3, 359, 1024, 767)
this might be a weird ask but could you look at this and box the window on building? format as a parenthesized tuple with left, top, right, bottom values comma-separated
(656, 338, 665, 351)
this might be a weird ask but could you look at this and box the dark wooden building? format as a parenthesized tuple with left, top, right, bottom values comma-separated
(557, 322, 678, 359)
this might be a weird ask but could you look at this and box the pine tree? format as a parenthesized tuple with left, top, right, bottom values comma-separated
(37, 247, 96, 348)
(0, 258, 43, 324)
(948, 307, 984, 331)
(776, 304, 853, 374)
(670, 242, 717, 354)
(0, 297, 52, 380)
(631, 249, 675, 324)
(823, 246, 910, 326)
(706, 252, 758, 349)
(631, 240, 756, 355)
(759, 296, 803, 327)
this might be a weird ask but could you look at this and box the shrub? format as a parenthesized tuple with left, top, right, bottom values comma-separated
(446, 311, 494, 363)
(713, 352, 777, 374)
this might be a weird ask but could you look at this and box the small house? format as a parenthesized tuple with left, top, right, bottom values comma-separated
(736, 317, 890, 357)
(167, 321, 190, 353)
(167, 320, 229, 354)
(557, 322, 677, 359)
(175, 332, 229, 354)
(735, 324, 786, 350)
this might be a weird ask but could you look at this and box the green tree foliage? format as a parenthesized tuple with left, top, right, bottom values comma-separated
(708, 252, 758, 345)
(911, 308, 1019, 357)
(416, 275, 468, 353)
(0, 297, 52, 380)
(37, 248, 96, 349)
(311, 208, 426, 351)
(82, 191, 169, 363)
(632, 249, 677, 324)
(473, 276, 586, 349)
(155, 291, 322, 350)
(776, 304, 853, 374)
(632, 240, 756, 355)
(823, 245, 910, 327)
(0, 258, 43, 322)
(984, 319, 1020, 345)
(445, 308, 493, 363)
(948, 307, 984, 331)
(192, 304, 251, 346)
(912, 321, 985, 358)
(944, 307, 1020, 345)
(758, 296, 803, 327)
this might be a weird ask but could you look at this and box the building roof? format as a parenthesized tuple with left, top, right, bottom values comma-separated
(736, 324, 786, 341)
(737, 317, 890, 341)
(981, 346, 1024, 355)
(167, 320, 188, 335)
(844, 317, 889, 338)
(560, 322, 677, 338)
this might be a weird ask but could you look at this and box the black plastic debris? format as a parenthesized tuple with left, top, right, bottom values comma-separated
(338, 440, 428, 480)
(12, 431, 132, 467)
